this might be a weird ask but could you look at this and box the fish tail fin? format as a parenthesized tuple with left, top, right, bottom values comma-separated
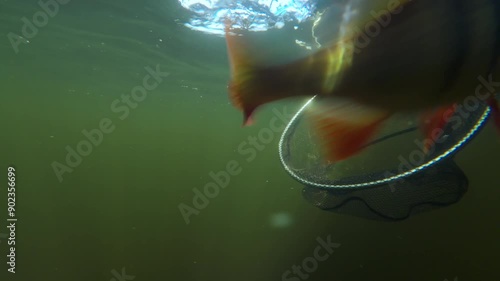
(225, 20, 307, 126)
(225, 19, 261, 126)
(306, 99, 391, 162)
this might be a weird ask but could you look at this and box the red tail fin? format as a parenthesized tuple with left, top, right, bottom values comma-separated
(225, 20, 313, 126)
(225, 20, 260, 126)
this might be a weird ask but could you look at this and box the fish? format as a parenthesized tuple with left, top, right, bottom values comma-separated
(224, 0, 500, 162)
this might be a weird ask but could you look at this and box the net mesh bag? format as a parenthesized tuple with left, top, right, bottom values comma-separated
(279, 97, 490, 220)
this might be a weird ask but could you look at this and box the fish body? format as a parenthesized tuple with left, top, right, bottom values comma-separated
(225, 0, 500, 161)
(333, 0, 498, 110)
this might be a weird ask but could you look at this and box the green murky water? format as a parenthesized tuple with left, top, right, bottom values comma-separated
(1, 1, 500, 280)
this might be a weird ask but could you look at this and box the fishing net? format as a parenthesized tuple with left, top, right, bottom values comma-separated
(279, 96, 490, 220)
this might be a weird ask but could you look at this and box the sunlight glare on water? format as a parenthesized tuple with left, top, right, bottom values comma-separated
(178, 0, 317, 35)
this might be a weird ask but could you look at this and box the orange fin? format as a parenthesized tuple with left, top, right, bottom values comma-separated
(419, 104, 456, 154)
(226, 20, 307, 126)
(306, 99, 391, 162)
(225, 19, 251, 78)
(225, 20, 260, 126)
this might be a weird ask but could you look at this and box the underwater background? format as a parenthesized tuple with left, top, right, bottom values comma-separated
(1, 0, 500, 280)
